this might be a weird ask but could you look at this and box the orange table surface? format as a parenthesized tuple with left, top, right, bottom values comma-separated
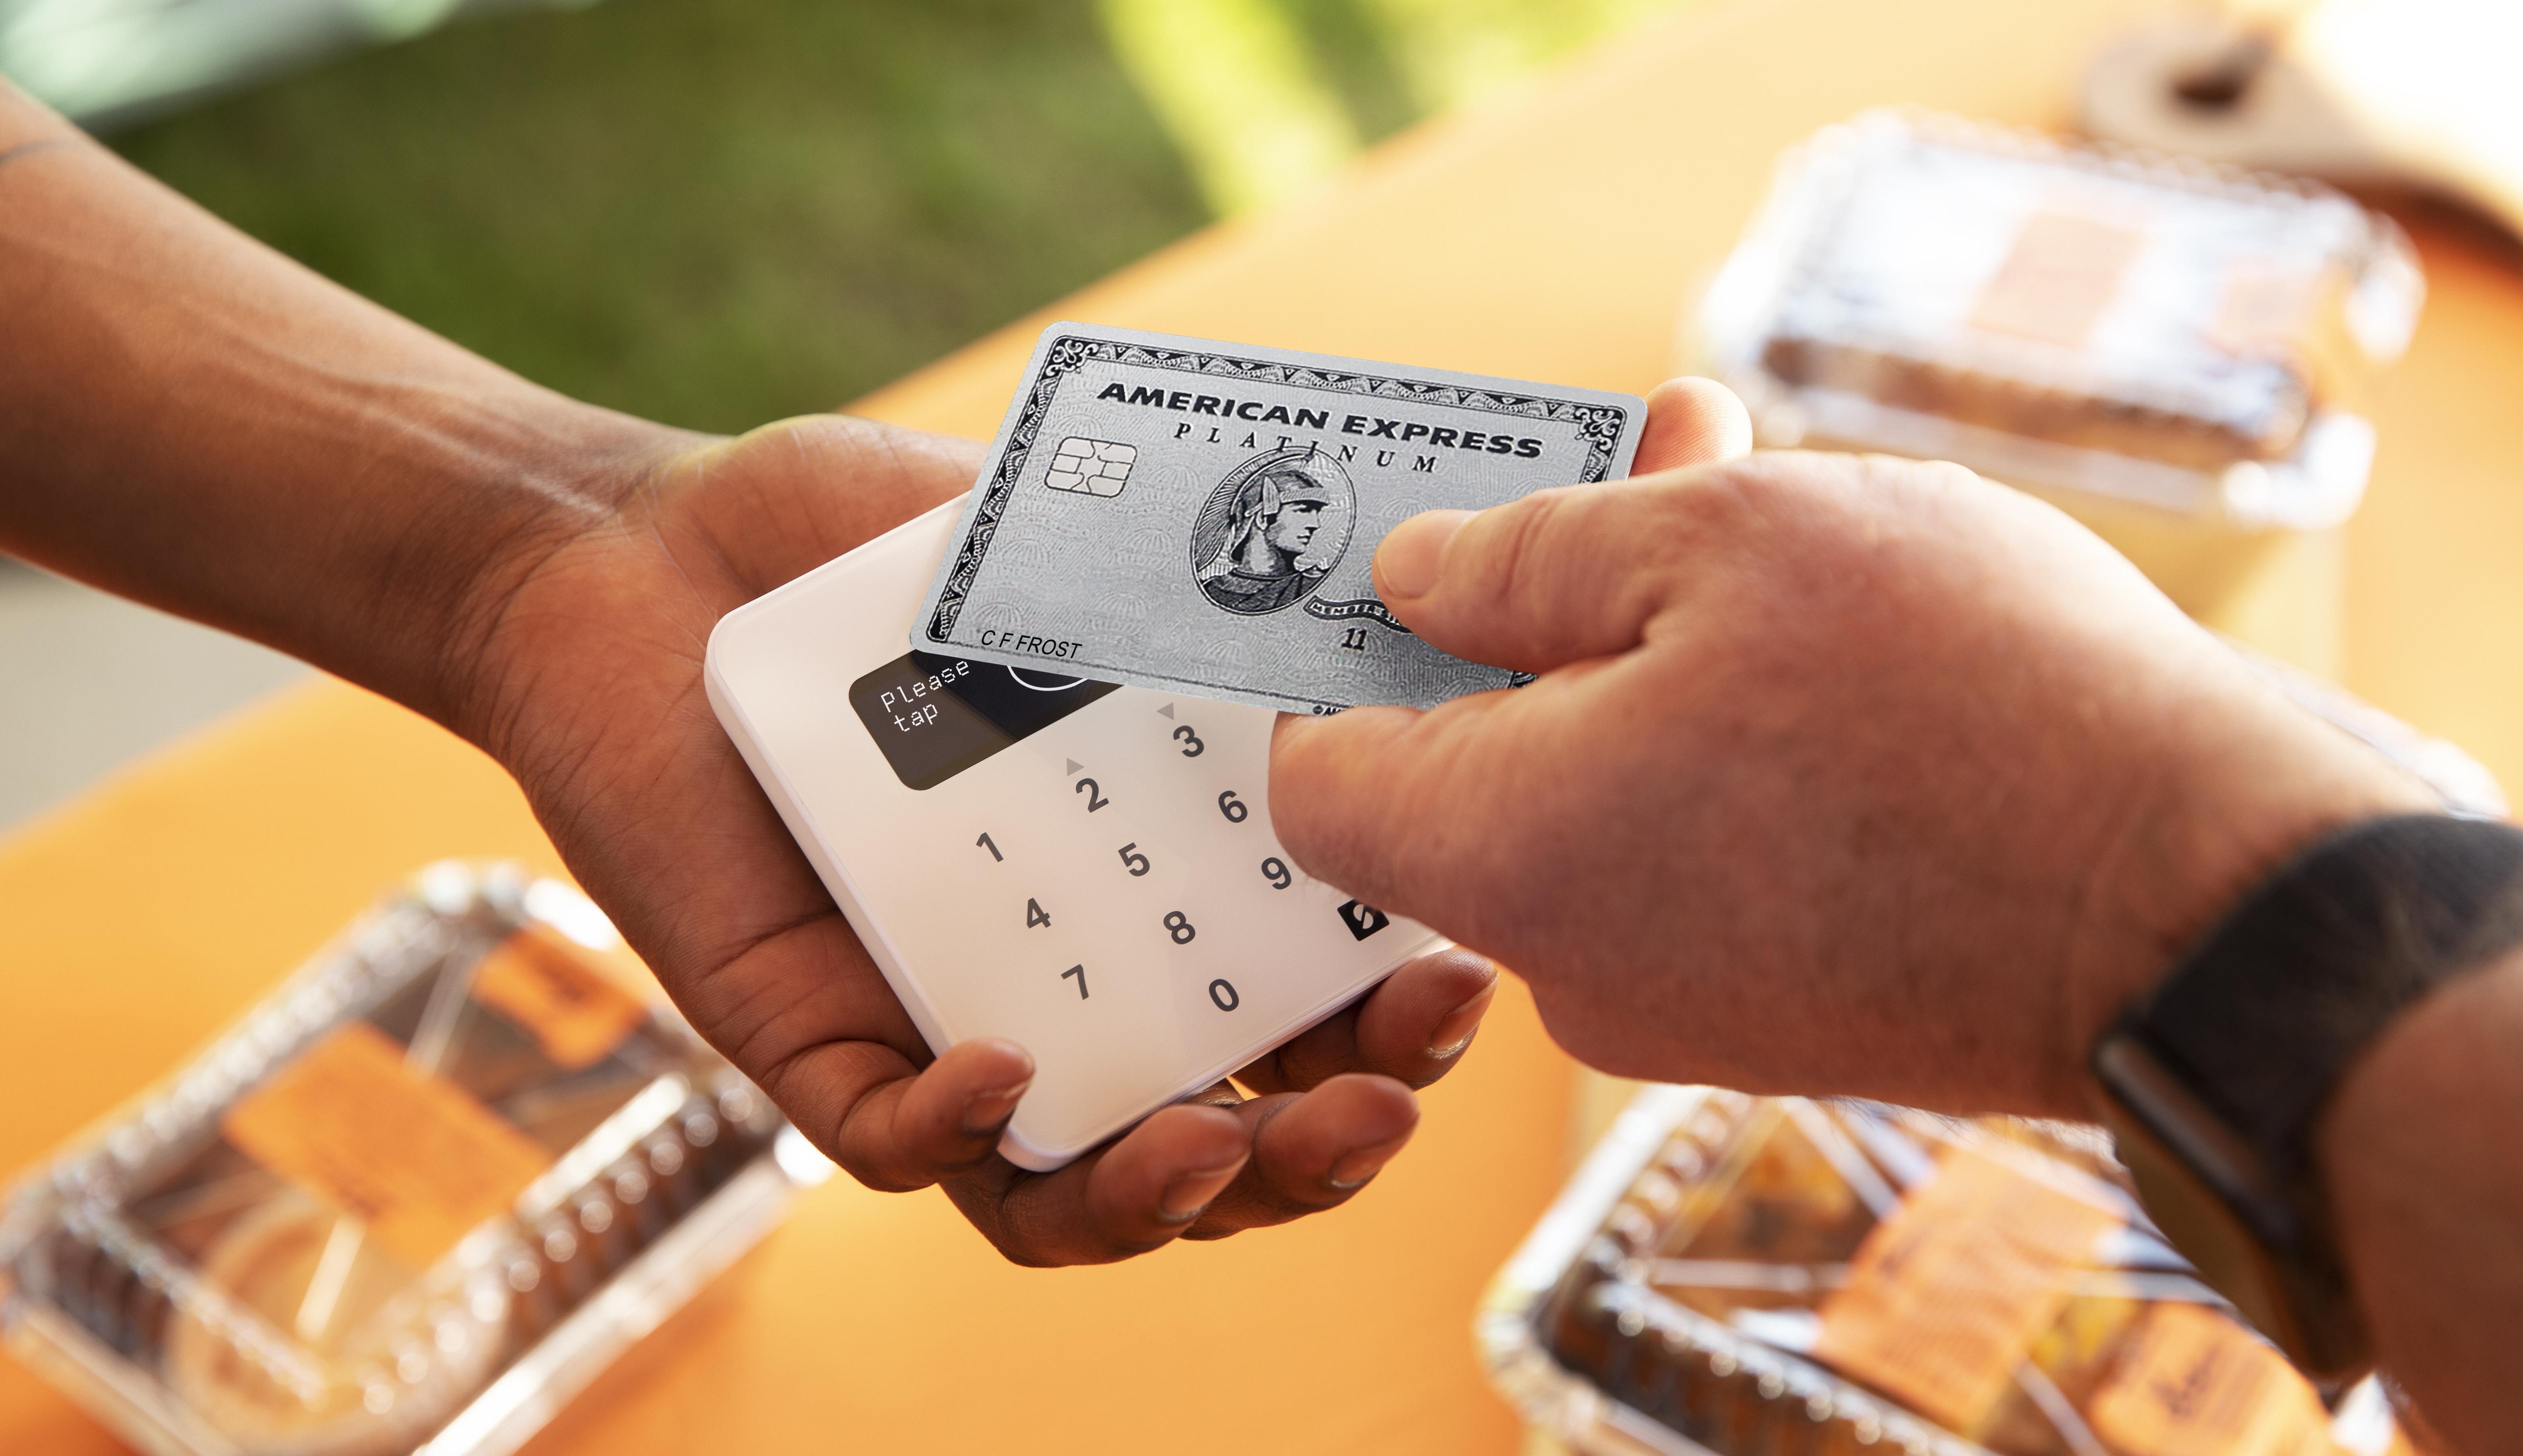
(9, 0, 2523, 1452)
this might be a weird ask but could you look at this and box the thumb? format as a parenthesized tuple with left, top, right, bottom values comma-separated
(1366, 376, 1745, 673)
(1369, 478, 1696, 673)
(1633, 376, 1753, 474)
(1275, 480, 1710, 909)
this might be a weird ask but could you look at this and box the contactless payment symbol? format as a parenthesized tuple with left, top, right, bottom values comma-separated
(1337, 900, 1389, 941)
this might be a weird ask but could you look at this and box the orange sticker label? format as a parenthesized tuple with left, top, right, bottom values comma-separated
(1969, 209, 2144, 348)
(471, 925, 650, 1070)
(2211, 264, 2325, 360)
(221, 1022, 551, 1267)
(1813, 1141, 2123, 1430)
(2087, 1303, 2332, 1456)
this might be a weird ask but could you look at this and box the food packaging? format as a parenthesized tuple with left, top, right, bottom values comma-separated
(1694, 110, 2426, 672)
(1699, 109, 2422, 533)
(1480, 1087, 2418, 1456)
(0, 861, 819, 1456)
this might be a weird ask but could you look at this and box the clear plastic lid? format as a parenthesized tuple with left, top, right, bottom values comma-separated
(1486, 1086, 2420, 1456)
(0, 862, 813, 1456)
(1697, 109, 2424, 531)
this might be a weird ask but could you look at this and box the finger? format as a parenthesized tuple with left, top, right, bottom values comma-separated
(1367, 474, 1699, 674)
(1632, 377, 1753, 474)
(1185, 1075, 1421, 1236)
(1358, 379, 1751, 673)
(1350, 948, 1496, 1081)
(1236, 947, 1498, 1093)
(1271, 652, 1635, 925)
(1270, 698, 1471, 918)
(942, 1101, 1250, 1265)
(764, 1033, 1036, 1192)
(697, 910, 985, 1188)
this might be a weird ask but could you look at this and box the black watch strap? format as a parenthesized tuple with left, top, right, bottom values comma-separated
(2093, 813, 2523, 1376)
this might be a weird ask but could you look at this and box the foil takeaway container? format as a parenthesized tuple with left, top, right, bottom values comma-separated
(0, 862, 822, 1456)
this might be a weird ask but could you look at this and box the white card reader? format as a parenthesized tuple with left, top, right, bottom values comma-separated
(704, 502, 1442, 1170)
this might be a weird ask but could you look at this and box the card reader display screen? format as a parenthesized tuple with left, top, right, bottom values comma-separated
(849, 651, 1119, 790)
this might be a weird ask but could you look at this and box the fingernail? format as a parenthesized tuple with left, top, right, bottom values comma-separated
(1374, 510, 1474, 599)
(1327, 1136, 1410, 1190)
(1427, 984, 1496, 1061)
(959, 1080, 1032, 1137)
(1158, 1162, 1243, 1223)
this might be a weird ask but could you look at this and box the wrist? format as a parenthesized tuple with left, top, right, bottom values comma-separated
(401, 398, 710, 742)
(2064, 664, 2440, 1098)
(2092, 815, 2523, 1381)
(0, 112, 714, 735)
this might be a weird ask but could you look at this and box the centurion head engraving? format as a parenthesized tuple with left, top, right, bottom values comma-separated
(1188, 445, 1355, 616)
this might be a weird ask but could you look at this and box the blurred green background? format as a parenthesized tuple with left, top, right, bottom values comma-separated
(97, 0, 1678, 433)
